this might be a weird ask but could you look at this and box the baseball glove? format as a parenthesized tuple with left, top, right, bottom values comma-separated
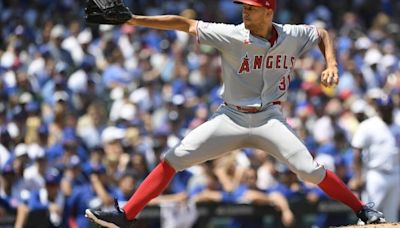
(85, 0, 133, 25)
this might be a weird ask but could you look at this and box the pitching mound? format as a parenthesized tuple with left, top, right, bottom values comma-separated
(337, 223, 400, 228)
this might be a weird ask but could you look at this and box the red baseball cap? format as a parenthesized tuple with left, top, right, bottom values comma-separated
(233, 0, 276, 10)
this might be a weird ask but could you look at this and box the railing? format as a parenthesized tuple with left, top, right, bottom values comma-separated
(0, 200, 360, 228)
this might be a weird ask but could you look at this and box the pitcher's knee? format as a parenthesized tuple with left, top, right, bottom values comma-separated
(163, 153, 187, 172)
(295, 165, 326, 184)
(286, 149, 327, 184)
(162, 146, 194, 171)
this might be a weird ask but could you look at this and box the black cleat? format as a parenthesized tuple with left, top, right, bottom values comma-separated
(356, 203, 386, 225)
(85, 199, 135, 228)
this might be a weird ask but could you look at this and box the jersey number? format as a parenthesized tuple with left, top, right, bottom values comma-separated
(278, 75, 291, 91)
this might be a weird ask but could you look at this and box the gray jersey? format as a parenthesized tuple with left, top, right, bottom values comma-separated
(196, 21, 320, 108)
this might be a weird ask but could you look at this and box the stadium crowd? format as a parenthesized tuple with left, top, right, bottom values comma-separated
(0, 0, 399, 227)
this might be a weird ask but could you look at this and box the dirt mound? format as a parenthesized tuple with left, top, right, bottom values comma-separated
(336, 223, 400, 228)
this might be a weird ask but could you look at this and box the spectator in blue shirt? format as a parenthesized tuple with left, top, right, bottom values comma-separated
(14, 168, 65, 228)
(66, 163, 116, 228)
(229, 167, 294, 228)
(0, 161, 19, 214)
(189, 170, 227, 203)
(102, 49, 133, 89)
(60, 155, 87, 197)
(113, 170, 138, 207)
(268, 165, 312, 201)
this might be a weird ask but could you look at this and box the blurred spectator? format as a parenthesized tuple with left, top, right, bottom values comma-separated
(66, 163, 115, 227)
(14, 168, 64, 228)
(60, 155, 87, 197)
(0, 161, 19, 214)
(76, 100, 107, 148)
(0, 0, 399, 226)
(213, 153, 246, 193)
(228, 167, 295, 227)
(113, 170, 138, 207)
(47, 25, 74, 68)
(189, 170, 225, 203)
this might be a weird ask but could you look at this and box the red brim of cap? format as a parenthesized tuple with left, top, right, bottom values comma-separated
(233, 0, 270, 8)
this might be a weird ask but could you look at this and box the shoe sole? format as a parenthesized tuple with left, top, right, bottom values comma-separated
(359, 217, 387, 225)
(368, 217, 386, 224)
(85, 209, 119, 228)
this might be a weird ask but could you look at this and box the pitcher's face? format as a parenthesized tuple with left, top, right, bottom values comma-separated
(242, 4, 272, 31)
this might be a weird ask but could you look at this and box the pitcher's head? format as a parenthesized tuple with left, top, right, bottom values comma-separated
(233, 0, 276, 10)
(234, 0, 275, 31)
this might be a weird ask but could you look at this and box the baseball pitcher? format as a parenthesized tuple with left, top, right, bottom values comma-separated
(85, 0, 386, 227)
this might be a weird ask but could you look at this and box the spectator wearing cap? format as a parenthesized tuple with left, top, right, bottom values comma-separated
(101, 126, 130, 183)
(47, 24, 74, 68)
(60, 155, 87, 197)
(77, 28, 95, 64)
(47, 127, 88, 166)
(40, 90, 70, 145)
(41, 61, 71, 108)
(61, 21, 84, 66)
(113, 170, 138, 207)
(11, 144, 48, 201)
(350, 98, 371, 125)
(101, 126, 125, 157)
(68, 58, 104, 115)
(360, 47, 384, 90)
(13, 144, 30, 175)
(66, 163, 115, 228)
(14, 168, 65, 228)
(22, 147, 47, 192)
(0, 155, 37, 218)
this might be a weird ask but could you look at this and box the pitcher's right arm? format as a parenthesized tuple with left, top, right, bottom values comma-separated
(126, 15, 198, 35)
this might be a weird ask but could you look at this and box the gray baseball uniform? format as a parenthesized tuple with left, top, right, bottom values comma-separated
(352, 116, 400, 222)
(164, 21, 326, 184)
